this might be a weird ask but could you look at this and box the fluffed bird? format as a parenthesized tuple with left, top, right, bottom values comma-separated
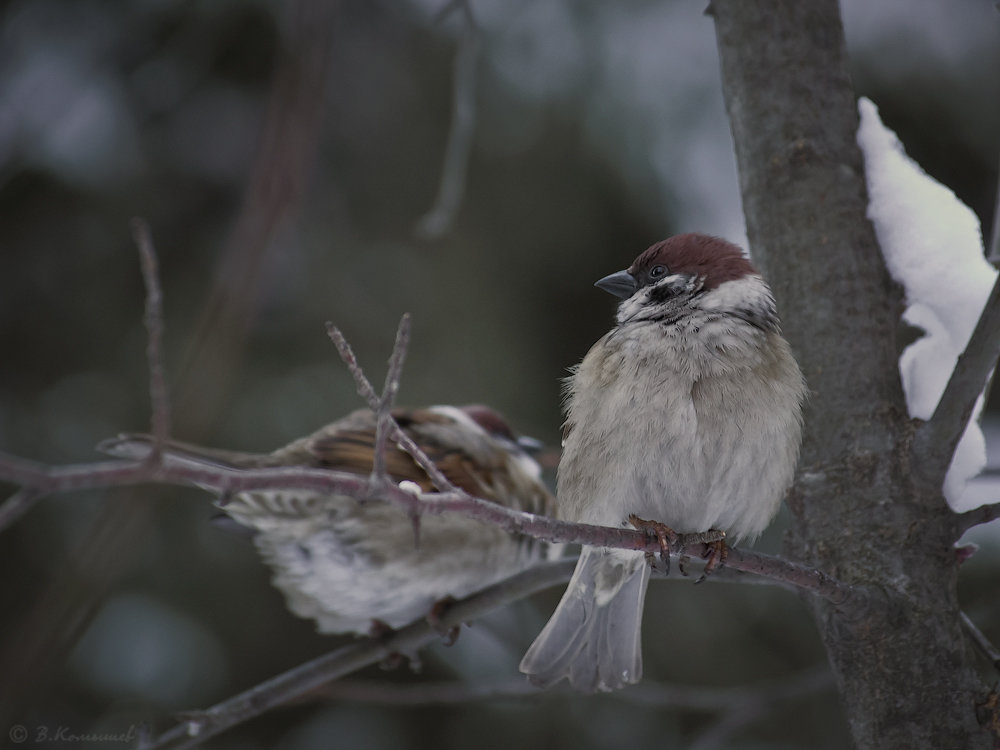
(519, 233, 806, 691)
(101, 404, 555, 636)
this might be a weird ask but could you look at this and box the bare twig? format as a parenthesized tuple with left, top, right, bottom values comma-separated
(131, 218, 171, 462)
(326, 321, 458, 494)
(138, 560, 576, 750)
(916, 273, 1000, 485)
(414, 0, 481, 239)
(0, 442, 859, 604)
(961, 611, 1000, 671)
(371, 314, 411, 485)
(0, 488, 45, 534)
(956, 501, 1000, 533)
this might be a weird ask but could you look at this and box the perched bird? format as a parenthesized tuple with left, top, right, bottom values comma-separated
(519, 233, 806, 692)
(101, 405, 555, 636)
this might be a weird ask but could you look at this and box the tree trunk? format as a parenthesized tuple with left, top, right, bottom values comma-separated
(711, 1, 992, 747)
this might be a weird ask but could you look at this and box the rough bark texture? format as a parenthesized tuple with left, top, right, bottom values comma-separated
(712, 1, 992, 748)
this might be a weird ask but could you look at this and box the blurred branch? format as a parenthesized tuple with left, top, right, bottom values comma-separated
(0, 489, 44, 534)
(914, 272, 1000, 486)
(414, 0, 481, 240)
(174, 0, 337, 434)
(138, 560, 576, 750)
(131, 218, 171, 461)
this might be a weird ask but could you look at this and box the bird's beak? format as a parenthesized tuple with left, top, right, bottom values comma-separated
(595, 270, 637, 299)
(516, 435, 545, 454)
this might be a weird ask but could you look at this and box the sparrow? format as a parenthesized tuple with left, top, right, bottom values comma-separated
(100, 405, 555, 636)
(519, 233, 806, 692)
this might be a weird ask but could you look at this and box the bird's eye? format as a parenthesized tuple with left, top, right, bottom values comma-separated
(649, 265, 666, 279)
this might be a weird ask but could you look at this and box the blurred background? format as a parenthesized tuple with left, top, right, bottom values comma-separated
(0, 0, 997, 748)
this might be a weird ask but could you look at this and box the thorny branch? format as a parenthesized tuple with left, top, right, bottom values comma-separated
(327, 322, 459, 494)
(0, 443, 855, 603)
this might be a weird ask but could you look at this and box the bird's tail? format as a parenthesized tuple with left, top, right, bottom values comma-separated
(519, 546, 649, 692)
(98, 433, 263, 470)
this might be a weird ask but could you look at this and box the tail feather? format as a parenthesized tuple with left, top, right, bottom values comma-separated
(520, 546, 649, 692)
(97, 433, 261, 470)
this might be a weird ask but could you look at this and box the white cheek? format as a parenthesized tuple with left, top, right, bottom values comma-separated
(698, 275, 772, 313)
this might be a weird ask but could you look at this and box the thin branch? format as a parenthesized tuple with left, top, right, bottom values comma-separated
(326, 321, 458, 494)
(916, 272, 1000, 483)
(956, 501, 1000, 533)
(371, 314, 411, 486)
(414, 0, 481, 240)
(131, 218, 171, 462)
(961, 611, 1000, 671)
(0, 442, 859, 604)
(0, 488, 45, 534)
(138, 560, 576, 750)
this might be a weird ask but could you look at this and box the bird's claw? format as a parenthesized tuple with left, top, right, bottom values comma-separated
(688, 530, 727, 583)
(628, 513, 679, 576)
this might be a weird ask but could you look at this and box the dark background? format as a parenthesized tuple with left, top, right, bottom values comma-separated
(1, 1, 997, 748)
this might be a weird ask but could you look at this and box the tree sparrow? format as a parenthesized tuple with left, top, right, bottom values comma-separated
(101, 405, 555, 636)
(519, 233, 806, 691)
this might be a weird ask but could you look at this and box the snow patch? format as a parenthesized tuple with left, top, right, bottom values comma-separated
(857, 97, 996, 508)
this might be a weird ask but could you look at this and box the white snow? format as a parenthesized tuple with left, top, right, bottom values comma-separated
(857, 97, 996, 509)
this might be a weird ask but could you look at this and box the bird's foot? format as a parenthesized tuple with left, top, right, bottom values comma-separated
(426, 596, 461, 646)
(628, 513, 679, 576)
(677, 529, 727, 584)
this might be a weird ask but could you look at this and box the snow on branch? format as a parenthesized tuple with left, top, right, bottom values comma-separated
(857, 98, 1000, 502)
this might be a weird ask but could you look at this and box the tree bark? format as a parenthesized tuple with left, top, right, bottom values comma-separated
(712, 1, 992, 747)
